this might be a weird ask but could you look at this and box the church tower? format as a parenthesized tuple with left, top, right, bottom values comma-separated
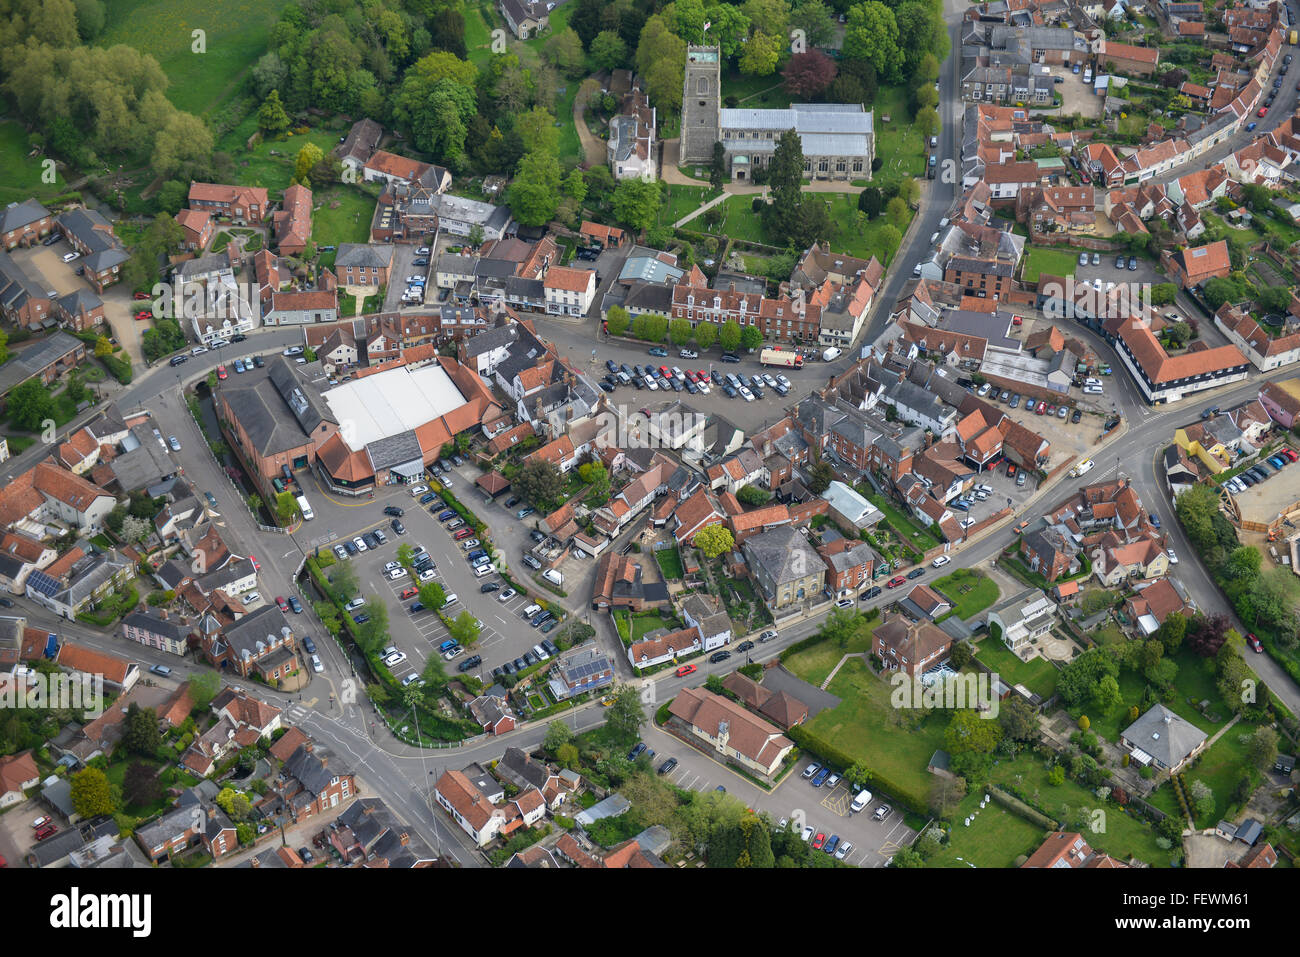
(680, 45, 721, 165)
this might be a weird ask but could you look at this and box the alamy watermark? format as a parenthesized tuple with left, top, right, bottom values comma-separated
(890, 670, 1000, 719)
(1, 670, 105, 719)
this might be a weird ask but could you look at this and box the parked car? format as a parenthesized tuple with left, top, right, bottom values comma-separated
(886, 576, 906, 588)
(906, 567, 925, 579)
(862, 586, 882, 600)
(811, 767, 831, 787)
(657, 757, 678, 775)
(708, 650, 731, 664)
(675, 664, 697, 677)
(802, 763, 821, 780)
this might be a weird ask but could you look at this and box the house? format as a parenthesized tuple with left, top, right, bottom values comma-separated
(1022, 831, 1128, 868)
(331, 797, 439, 867)
(1106, 312, 1249, 404)
(499, 0, 549, 38)
(335, 118, 384, 174)
(433, 768, 518, 847)
(0, 750, 38, 808)
(1121, 704, 1208, 772)
(134, 804, 205, 862)
(430, 193, 512, 241)
(1213, 302, 1300, 372)
(667, 686, 795, 778)
(57, 208, 129, 293)
(175, 208, 214, 251)
(818, 537, 879, 597)
(468, 692, 517, 735)
(1098, 39, 1160, 76)
(721, 672, 809, 728)
(334, 244, 393, 287)
(0, 199, 54, 248)
(1091, 534, 1169, 585)
(1019, 524, 1080, 583)
(679, 593, 733, 651)
(628, 626, 702, 670)
(273, 183, 312, 256)
(26, 549, 132, 622)
(987, 591, 1057, 653)
(609, 85, 656, 181)
(272, 741, 357, 821)
(188, 182, 268, 224)
(899, 583, 952, 621)
(265, 289, 338, 326)
(1124, 578, 1192, 636)
(201, 605, 298, 680)
(1163, 240, 1231, 289)
(496, 747, 573, 809)
(742, 524, 826, 611)
(820, 481, 884, 533)
(122, 610, 193, 657)
(872, 614, 953, 677)
(543, 267, 596, 317)
(548, 647, 615, 701)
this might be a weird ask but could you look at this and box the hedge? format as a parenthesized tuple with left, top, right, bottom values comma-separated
(988, 784, 1057, 830)
(100, 354, 132, 384)
(786, 723, 927, 815)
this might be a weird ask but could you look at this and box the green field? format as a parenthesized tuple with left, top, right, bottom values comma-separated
(934, 569, 1000, 621)
(708, 193, 912, 265)
(783, 618, 879, 687)
(1178, 722, 1263, 826)
(867, 491, 941, 551)
(799, 657, 949, 803)
(1022, 245, 1084, 283)
(654, 547, 684, 581)
(925, 792, 1046, 868)
(989, 754, 1174, 866)
(973, 637, 1059, 700)
(313, 186, 378, 253)
(872, 85, 930, 181)
(100, 0, 291, 116)
(0, 121, 71, 207)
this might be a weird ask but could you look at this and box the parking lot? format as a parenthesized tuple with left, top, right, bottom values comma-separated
(1046, 64, 1103, 119)
(639, 723, 914, 866)
(382, 242, 427, 312)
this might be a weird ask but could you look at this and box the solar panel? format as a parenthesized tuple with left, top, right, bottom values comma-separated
(27, 570, 59, 598)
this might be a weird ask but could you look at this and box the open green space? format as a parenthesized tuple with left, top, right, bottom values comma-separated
(973, 637, 1059, 700)
(1086, 649, 1230, 746)
(312, 186, 378, 255)
(100, 0, 291, 116)
(866, 492, 940, 552)
(989, 753, 1174, 866)
(654, 547, 684, 581)
(872, 85, 929, 181)
(934, 569, 1000, 621)
(1022, 244, 1084, 284)
(798, 656, 948, 801)
(783, 617, 878, 687)
(0, 121, 69, 207)
(925, 792, 1045, 868)
(1179, 721, 1263, 826)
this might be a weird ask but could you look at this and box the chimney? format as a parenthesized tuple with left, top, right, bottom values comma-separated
(159, 608, 168, 620)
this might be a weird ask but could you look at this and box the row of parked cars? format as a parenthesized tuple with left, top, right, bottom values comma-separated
(599, 360, 792, 401)
(1222, 447, 1298, 494)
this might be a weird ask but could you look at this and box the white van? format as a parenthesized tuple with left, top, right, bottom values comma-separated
(522, 603, 542, 619)
(1070, 458, 1095, 478)
(822, 346, 843, 362)
(542, 568, 564, 586)
(850, 790, 873, 813)
(930, 231, 940, 244)
(295, 494, 314, 520)
(441, 593, 459, 607)
(532, 643, 550, 661)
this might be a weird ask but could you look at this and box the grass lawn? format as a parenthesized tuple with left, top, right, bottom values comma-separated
(312, 186, 377, 258)
(934, 569, 1000, 620)
(5, 434, 38, 455)
(1088, 650, 1230, 746)
(872, 85, 929, 181)
(990, 753, 1174, 865)
(722, 70, 793, 109)
(800, 657, 949, 803)
(659, 184, 717, 228)
(709, 192, 912, 265)
(784, 618, 879, 687)
(1180, 721, 1262, 826)
(655, 547, 684, 581)
(630, 610, 677, 641)
(0, 121, 70, 207)
(866, 492, 940, 551)
(1022, 244, 1084, 283)
(100, 0, 292, 116)
(926, 791, 1046, 868)
(226, 129, 341, 194)
(973, 637, 1059, 700)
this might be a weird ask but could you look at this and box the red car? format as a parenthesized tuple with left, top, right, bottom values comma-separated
(1247, 633, 1264, 653)
(217, 364, 228, 379)
(133, 291, 151, 301)
(812, 832, 827, 850)
(886, 576, 907, 589)
(400, 586, 418, 599)
(275, 596, 289, 612)
(1259, 106, 1269, 117)
(1283, 448, 1298, 462)
(34, 823, 58, 841)
(134, 310, 151, 321)
(249, 554, 260, 571)
(1036, 402, 1047, 415)
(1079, 171, 1090, 184)
(675, 664, 697, 677)
(453, 528, 474, 540)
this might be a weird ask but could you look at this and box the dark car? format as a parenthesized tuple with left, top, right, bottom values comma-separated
(862, 585, 882, 600)
(907, 567, 925, 579)
(458, 655, 482, 672)
(343, 539, 358, 555)
(437, 509, 456, 521)
(736, 640, 755, 653)
(657, 757, 679, 775)
(362, 532, 380, 549)
(1127, 256, 1138, 271)
(383, 505, 404, 517)
(541, 638, 559, 656)
(169, 355, 188, 366)
(252, 355, 265, 368)
(513, 656, 528, 671)
(605, 359, 618, 374)
(709, 650, 732, 664)
(418, 492, 436, 505)
(710, 370, 724, 385)
(504, 496, 521, 508)
(1071, 408, 1083, 423)
(720, 353, 740, 363)
(390, 519, 406, 535)
(287, 596, 302, 614)
(628, 742, 647, 760)
(410, 602, 425, 612)
(0, 597, 13, 608)
(530, 529, 546, 542)
(500, 660, 515, 675)
(302, 636, 316, 654)
(1115, 254, 1126, 269)
(299, 847, 314, 864)
(599, 380, 615, 393)
(480, 582, 500, 593)
(352, 613, 370, 624)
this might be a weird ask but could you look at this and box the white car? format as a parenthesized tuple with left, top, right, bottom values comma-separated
(834, 841, 854, 861)
(800, 825, 815, 842)
(419, 567, 438, 582)
(960, 518, 976, 529)
(62, 251, 80, 262)
(384, 561, 401, 572)
(644, 375, 658, 390)
(244, 591, 261, 605)
(406, 275, 426, 285)
(932, 555, 951, 568)
(282, 346, 304, 357)
(386, 567, 408, 580)
(345, 597, 366, 611)
(401, 674, 421, 687)
(498, 588, 516, 602)
(762, 373, 778, 388)
(408, 484, 429, 497)
(461, 539, 480, 550)
(776, 374, 791, 389)
(352, 536, 367, 552)
(311, 654, 324, 674)
(443, 645, 464, 661)
(383, 651, 407, 666)
(1166, 548, 1179, 564)
(679, 349, 698, 359)
(739, 386, 754, 402)
(1083, 385, 1104, 395)
(332, 544, 348, 560)
(442, 476, 453, 487)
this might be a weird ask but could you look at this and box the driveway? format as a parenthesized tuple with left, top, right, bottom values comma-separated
(1045, 65, 1103, 118)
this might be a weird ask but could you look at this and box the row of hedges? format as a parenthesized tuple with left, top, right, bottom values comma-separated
(785, 723, 927, 816)
(988, 784, 1057, 831)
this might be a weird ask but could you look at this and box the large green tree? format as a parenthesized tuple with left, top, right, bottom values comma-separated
(843, 2, 904, 83)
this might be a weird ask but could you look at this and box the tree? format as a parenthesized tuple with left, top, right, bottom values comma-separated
(719, 319, 743, 353)
(885, 196, 909, 229)
(791, 0, 837, 46)
(544, 27, 586, 77)
(1189, 779, 1215, 820)
(612, 178, 663, 232)
(999, 696, 1039, 742)
(807, 458, 834, 494)
(564, 169, 587, 203)
(944, 709, 1003, 756)
(783, 50, 838, 98)
(843, 2, 903, 83)
(591, 30, 629, 71)
(1150, 282, 1178, 306)
(122, 703, 161, 757)
(915, 106, 939, 142)
(637, 15, 687, 111)
(695, 523, 735, 559)
(1057, 647, 1120, 707)
(1157, 611, 1187, 655)
(294, 142, 324, 185)
(216, 786, 253, 822)
(256, 89, 291, 136)
(418, 581, 446, 611)
(1243, 725, 1278, 770)
(736, 485, 771, 507)
(877, 224, 903, 262)
(1187, 613, 1231, 658)
(606, 305, 631, 337)
(71, 767, 116, 818)
(329, 561, 359, 603)
(740, 325, 764, 351)
(120, 515, 151, 544)
(123, 761, 163, 808)
(1092, 674, 1123, 713)
(605, 684, 646, 741)
(508, 150, 563, 226)
(515, 458, 564, 509)
(1203, 275, 1247, 310)
(450, 610, 481, 647)
(694, 321, 717, 350)
(670, 317, 694, 346)
(557, 742, 580, 770)
(275, 490, 301, 526)
(1077, 714, 1091, 731)
(858, 186, 883, 219)
(7, 379, 54, 432)
(543, 720, 573, 753)
(928, 774, 967, 818)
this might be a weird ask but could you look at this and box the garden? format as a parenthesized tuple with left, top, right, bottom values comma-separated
(934, 569, 1000, 621)
(972, 636, 1060, 700)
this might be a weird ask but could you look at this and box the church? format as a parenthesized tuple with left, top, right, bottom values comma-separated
(680, 45, 875, 182)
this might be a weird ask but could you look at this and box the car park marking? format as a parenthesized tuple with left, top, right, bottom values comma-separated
(820, 788, 852, 816)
